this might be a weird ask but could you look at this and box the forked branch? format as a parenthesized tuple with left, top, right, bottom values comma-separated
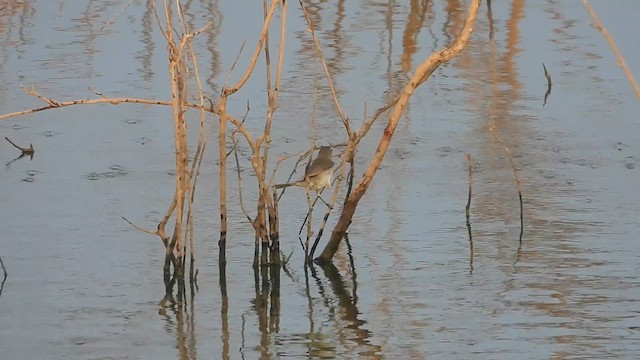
(317, 0, 482, 263)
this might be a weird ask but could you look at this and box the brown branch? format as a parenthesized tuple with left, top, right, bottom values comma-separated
(232, 136, 254, 225)
(99, 0, 136, 32)
(465, 153, 473, 222)
(317, 0, 482, 263)
(183, 16, 213, 280)
(489, 126, 524, 241)
(231, 104, 255, 226)
(583, 0, 640, 101)
(88, 87, 106, 98)
(269, 150, 307, 188)
(225, 0, 281, 95)
(307, 146, 349, 261)
(0, 96, 178, 120)
(150, 0, 170, 44)
(543, 63, 552, 106)
(5, 137, 34, 155)
(357, 98, 398, 143)
(122, 216, 160, 236)
(298, 0, 351, 136)
(0, 255, 6, 297)
(1, 88, 256, 150)
(22, 85, 61, 107)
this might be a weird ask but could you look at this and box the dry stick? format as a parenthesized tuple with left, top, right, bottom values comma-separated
(262, 0, 287, 255)
(543, 63, 552, 87)
(88, 86, 106, 98)
(269, 150, 308, 188)
(583, 0, 640, 101)
(0, 89, 256, 146)
(317, 0, 482, 263)
(4, 137, 34, 156)
(543, 63, 552, 107)
(21, 85, 61, 106)
(164, 0, 187, 272)
(225, 0, 280, 95)
(122, 216, 160, 236)
(184, 19, 212, 285)
(489, 126, 524, 241)
(253, 0, 273, 263)
(99, 0, 136, 32)
(0, 95, 183, 120)
(231, 103, 255, 226)
(259, 0, 274, 259)
(163, 3, 213, 273)
(297, 3, 355, 261)
(217, 0, 280, 265)
(303, 50, 322, 258)
(150, 0, 170, 44)
(299, 0, 397, 259)
(307, 149, 350, 261)
(298, 0, 351, 136)
(465, 153, 473, 222)
(465, 153, 474, 274)
(305, 191, 314, 257)
(232, 136, 253, 225)
(274, 149, 313, 202)
(217, 42, 249, 266)
(298, 4, 398, 228)
(0, 255, 7, 297)
(164, 0, 185, 272)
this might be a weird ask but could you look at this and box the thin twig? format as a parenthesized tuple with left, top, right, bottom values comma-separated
(4, 137, 33, 155)
(465, 153, 474, 274)
(1, 88, 256, 149)
(465, 153, 473, 222)
(317, 0, 482, 262)
(231, 103, 255, 225)
(583, 0, 640, 101)
(122, 216, 160, 236)
(269, 150, 307, 188)
(543, 63, 552, 87)
(232, 136, 254, 225)
(22, 85, 61, 107)
(225, 41, 247, 87)
(298, 0, 351, 136)
(543, 63, 552, 106)
(88, 87, 106, 98)
(226, 0, 281, 95)
(308, 148, 350, 260)
(99, 0, 136, 32)
(489, 126, 524, 241)
(0, 255, 7, 297)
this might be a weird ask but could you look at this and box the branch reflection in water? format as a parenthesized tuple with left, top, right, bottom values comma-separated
(212, 236, 383, 358)
(159, 266, 198, 359)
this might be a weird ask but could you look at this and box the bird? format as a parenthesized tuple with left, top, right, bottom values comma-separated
(275, 146, 334, 191)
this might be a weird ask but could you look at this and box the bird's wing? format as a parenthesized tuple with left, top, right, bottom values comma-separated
(305, 158, 334, 178)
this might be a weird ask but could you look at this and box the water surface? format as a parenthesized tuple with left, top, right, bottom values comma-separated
(1, 0, 639, 359)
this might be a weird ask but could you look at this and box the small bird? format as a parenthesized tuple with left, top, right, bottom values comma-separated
(275, 146, 334, 191)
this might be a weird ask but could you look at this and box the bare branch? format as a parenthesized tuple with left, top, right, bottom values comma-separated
(318, 0, 482, 262)
(583, 0, 640, 101)
(489, 125, 523, 240)
(99, 0, 136, 32)
(226, 0, 281, 95)
(122, 216, 160, 236)
(298, 0, 351, 135)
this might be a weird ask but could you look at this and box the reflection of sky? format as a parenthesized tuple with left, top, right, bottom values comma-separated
(1, 1, 640, 359)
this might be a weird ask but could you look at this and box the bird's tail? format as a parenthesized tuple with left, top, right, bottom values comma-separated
(274, 181, 304, 189)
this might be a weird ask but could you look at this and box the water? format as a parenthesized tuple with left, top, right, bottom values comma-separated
(1, 0, 640, 359)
